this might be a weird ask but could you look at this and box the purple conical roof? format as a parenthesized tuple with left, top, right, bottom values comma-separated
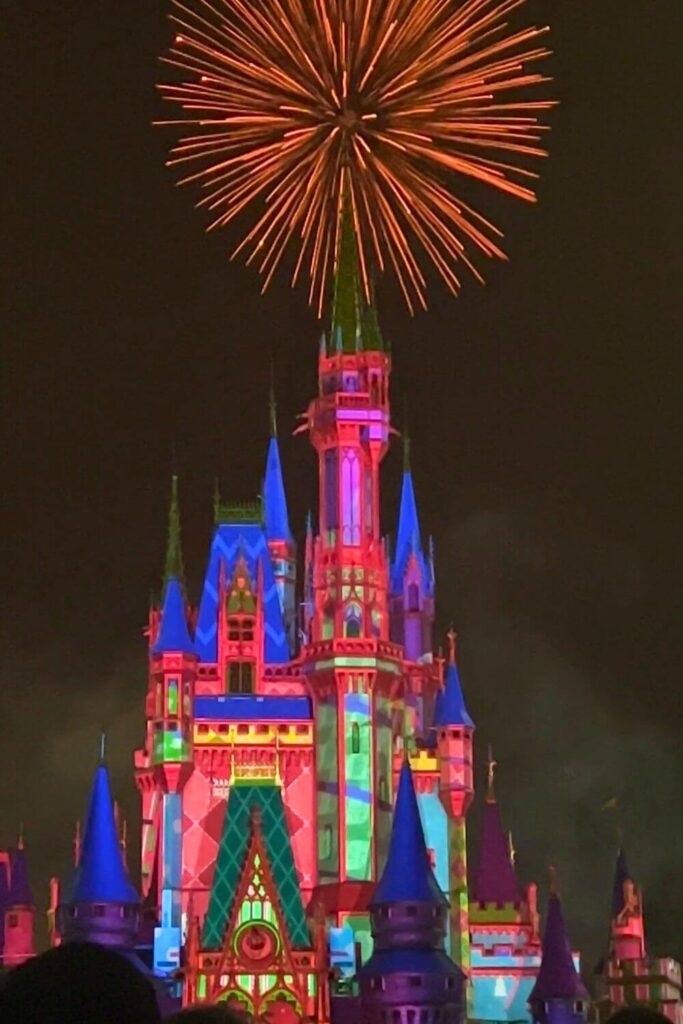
(530, 893, 589, 1002)
(9, 847, 33, 906)
(472, 796, 520, 904)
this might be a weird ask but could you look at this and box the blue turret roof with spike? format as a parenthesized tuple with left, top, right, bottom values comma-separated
(372, 760, 447, 906)
(68, 759, 139, 906)
(330, 197, 384, 354)
(153, 577, 194, 655)
(434, 632, 474, 728)
(391, 435, 433, 596)
(263, 387, 292, 541)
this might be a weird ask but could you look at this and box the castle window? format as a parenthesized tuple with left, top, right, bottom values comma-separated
(344, 603, 362, 639)
(341, 449, 361, 545)
(94, 905, 106, 918)
(446, 977, 455, 989)
(408, 976, 422, 987)
(407, 584, 420, 612)
(228, 661, 254, 694)
(351, 722, 361, 754)
(228, 618, 254, 642)
(322, 824, 333, 859)
(324, 450, 339, 531)
(7, 913, 18, 928)
(166, 678, 178, 716)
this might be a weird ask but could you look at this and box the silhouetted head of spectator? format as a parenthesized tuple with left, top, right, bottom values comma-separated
(607, 1009, 673, 1024)
(167, 1005, 251, 1024)
(0, 941, 162, 1024)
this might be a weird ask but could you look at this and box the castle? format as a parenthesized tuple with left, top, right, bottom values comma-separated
(1, 217, 681, 1024)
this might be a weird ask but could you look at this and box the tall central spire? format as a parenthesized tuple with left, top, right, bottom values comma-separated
(163, 474, 184, 589)
(330, 196, 383, 353)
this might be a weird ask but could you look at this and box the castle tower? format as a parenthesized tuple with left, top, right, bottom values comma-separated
(528, 877, 589, 1024)
(390, 433, 435, 666)
(469, 751, 542, 1023)
(1, 834, 35, 967)
(263, 386, 296, 652)
(434, 631, 475, 985)
(303, 200, 399, 955)
(58, 747, 140, 948)
(359, 760, 466, 1024)
(596, 849, 682, 1024)
(149, 476, 197, 976)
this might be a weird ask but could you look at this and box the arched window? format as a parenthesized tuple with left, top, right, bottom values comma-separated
(351, 722, 361, 754)
(341, 449, 361, 545)
(344, 603, 362, 638)
(407, 583, 420, 612)
(371, 607, 382, 638)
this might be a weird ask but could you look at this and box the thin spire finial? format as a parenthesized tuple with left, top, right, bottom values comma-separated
(486, 743, 497, 800)
(17, 823, 25, 850)
(508, 830, 516, 866)
(446, 626, 457, 665)
(99, 731, 106, 763)
(269, 363, 278, 438)
(163, 474, 185, 587)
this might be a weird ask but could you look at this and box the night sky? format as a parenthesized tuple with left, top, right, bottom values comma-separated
(3, 0, 682, 975)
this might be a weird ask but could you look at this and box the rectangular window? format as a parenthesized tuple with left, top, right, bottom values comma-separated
(166, 678, 178, 716)
(342, 449, 361, 545)
(324, 450, 338, 530)
(228, 661, 254, 694)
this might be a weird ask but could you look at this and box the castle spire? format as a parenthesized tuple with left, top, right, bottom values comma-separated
(373, 760, 446, 907)
(163, 474, 184, 589)
(471, 750, 521, 905)
(152, 577, 194, 655)
(68, 756, 139, 908)
(330, 193, 383, 353)
(263, 380, 292, 542)
(529, 875, 589, 1021)
(433, 629, 475, 728)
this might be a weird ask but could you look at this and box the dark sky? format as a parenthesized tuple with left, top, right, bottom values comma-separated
(3, 0, 682, 975)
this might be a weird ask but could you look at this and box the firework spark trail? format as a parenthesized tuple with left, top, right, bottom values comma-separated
(158, 0, 554, 313)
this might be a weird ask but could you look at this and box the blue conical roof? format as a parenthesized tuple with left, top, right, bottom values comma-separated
(372, 761, 447, 906)
(530, 892, 589, 1002)
(434, 660, 474, 728)
(69, 762, 139, 905)
(391, 468, 432, 596)
(263, 437, 292, 541)
(152, 577, 194, 655)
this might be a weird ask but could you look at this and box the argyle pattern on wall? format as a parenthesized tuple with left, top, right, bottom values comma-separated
(202, 782, 310, 950)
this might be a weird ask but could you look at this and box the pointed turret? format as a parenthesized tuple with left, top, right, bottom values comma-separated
(434, 632, 475, 729)
(373, 760, 447, 908)
(263, 389, 292, 542)
(330, 197, 384, 353)
(529, 879, 588, 1024)
(390, 430, 434, 660)
(163, 474, 184, 589)
(59, 751, 139, 948)
(609, 848, 646, 961)
(152, 577, 194, 655)
(8, 845, 33, 908)
(471, 749, 521, 905)
(392, 433, 426, 585)
(1, 836, 35, 967)
(360, 761, 465, 1024)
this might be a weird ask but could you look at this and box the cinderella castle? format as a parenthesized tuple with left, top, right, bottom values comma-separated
(1, 217, 681, 1024)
